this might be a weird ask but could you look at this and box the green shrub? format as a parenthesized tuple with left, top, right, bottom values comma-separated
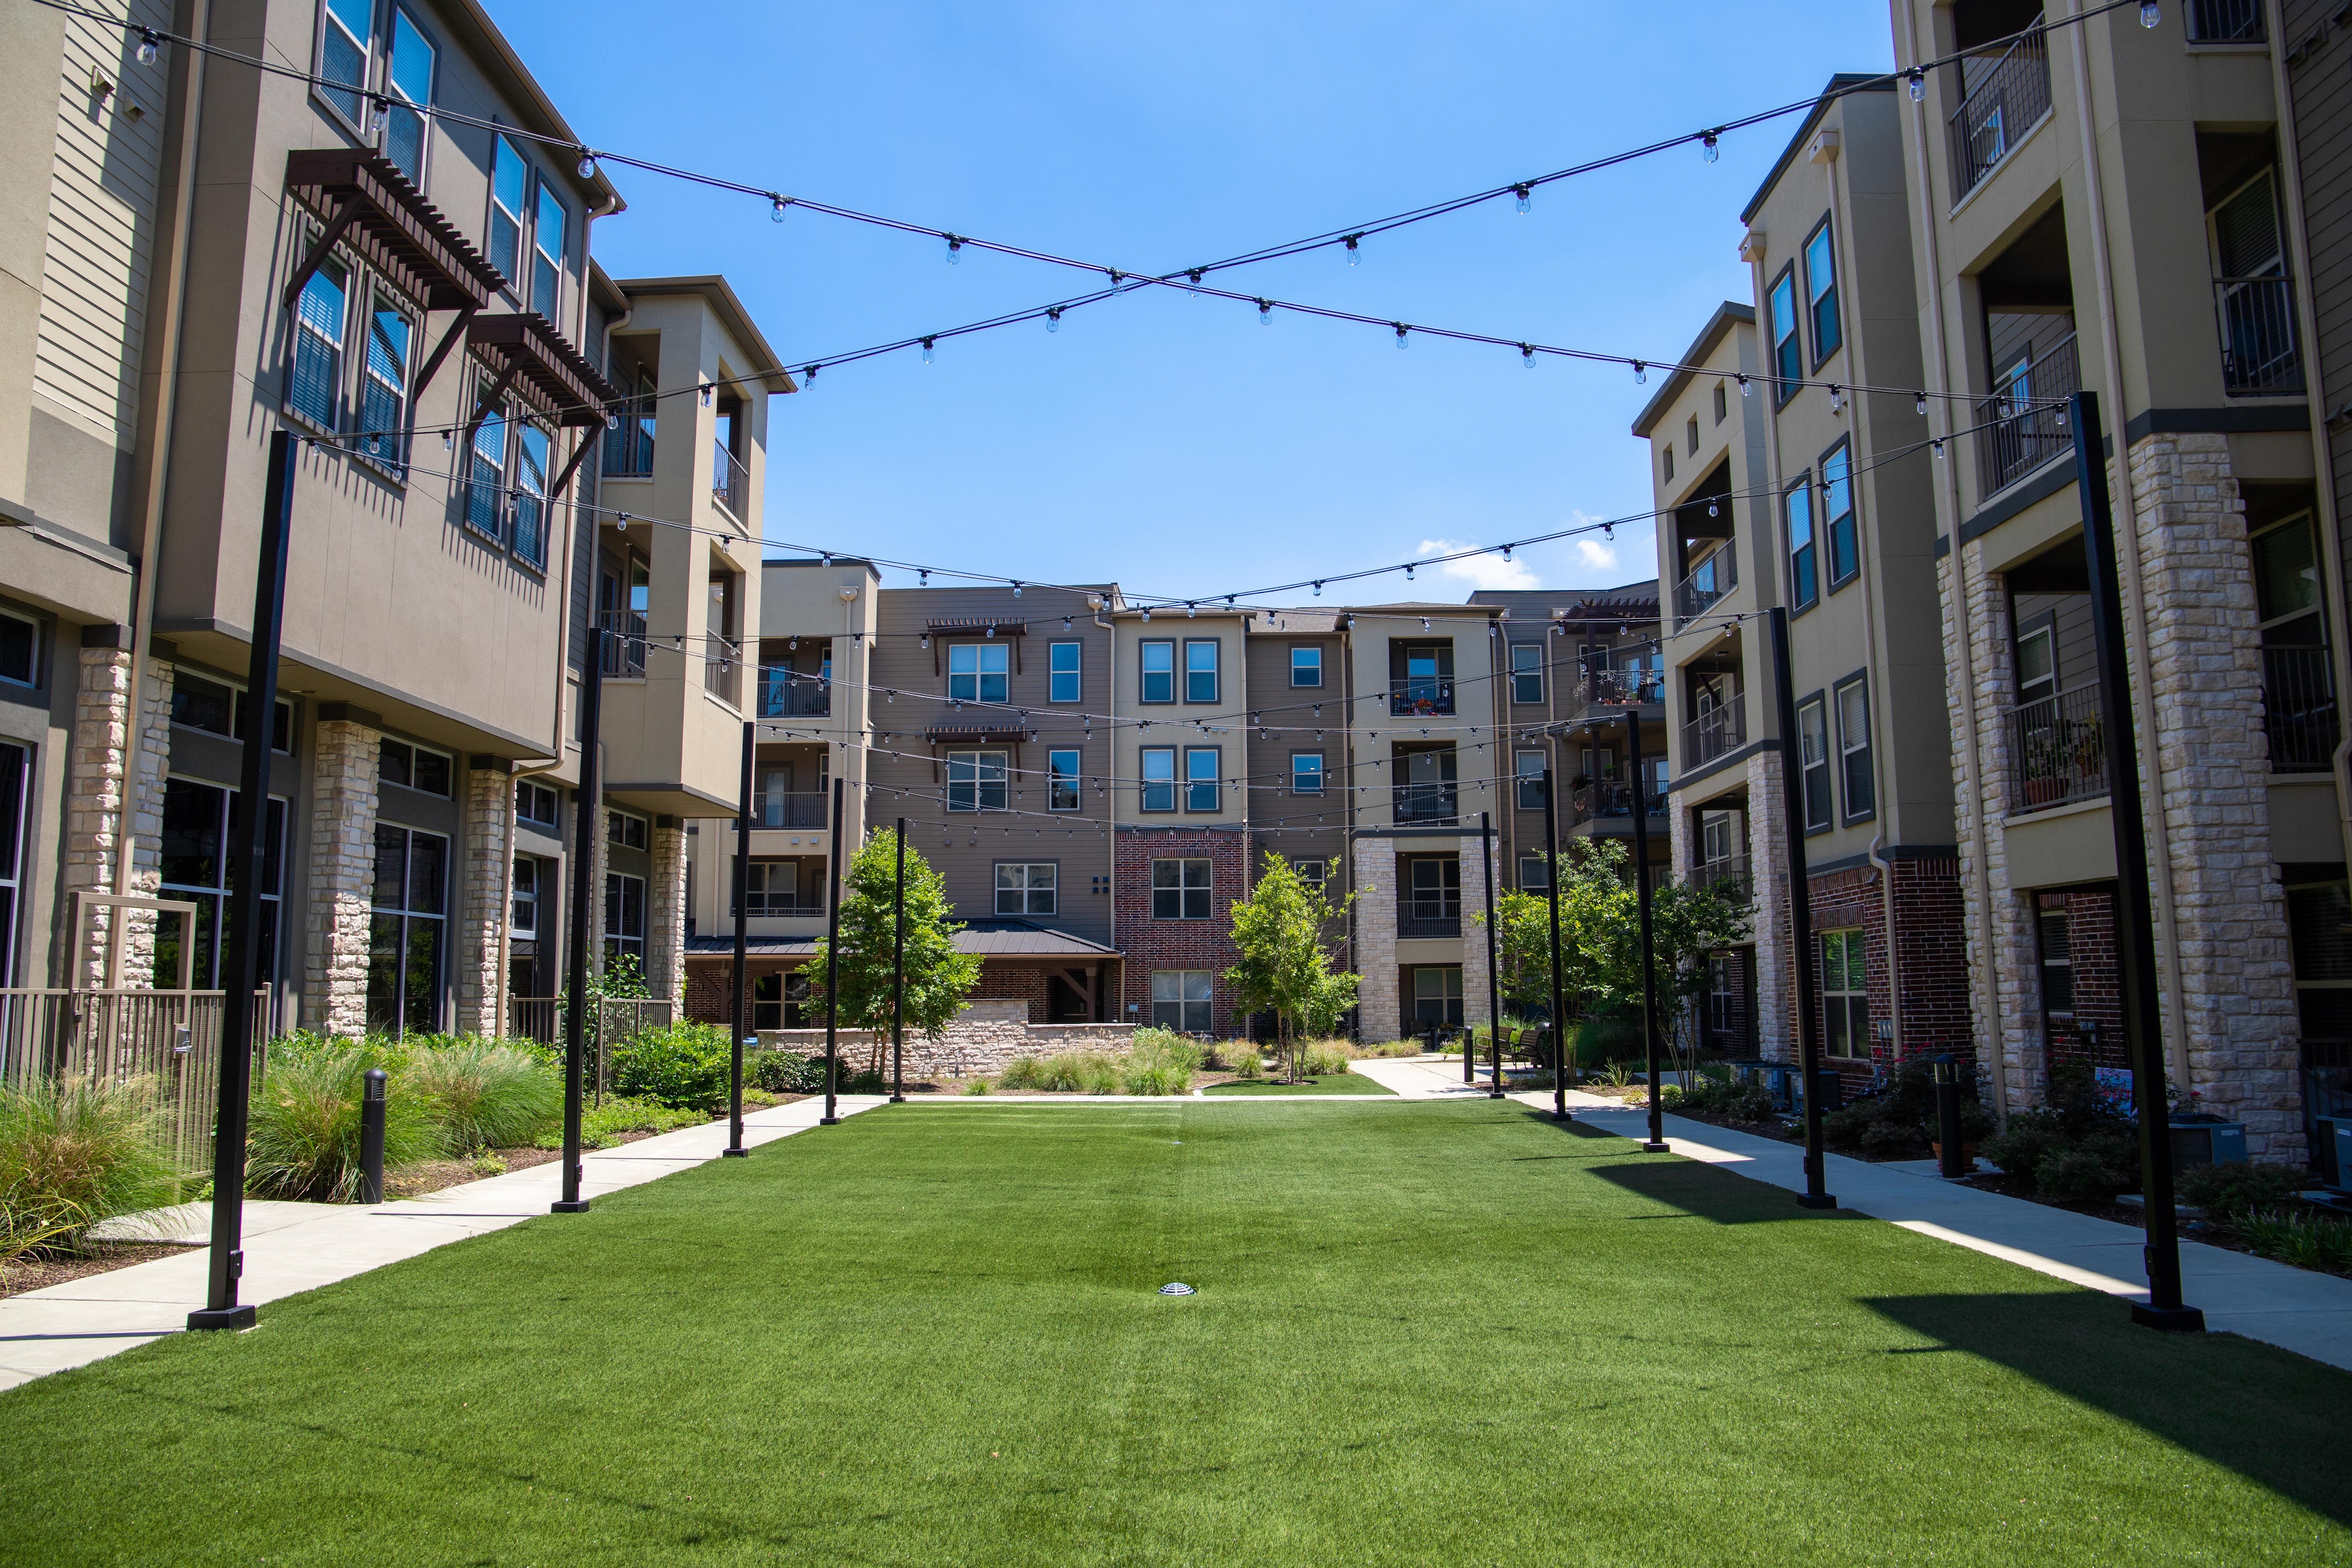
(406, 1040, 562, 1150)
(534, 1096, 708, 1152)
(750, 1052, 828, 1095)
(840, 1067, 888, 1096)
(1356, 1038, 1422, 1059)
(2037, 1147, 2133, 1204)
(2177, 1161, 2305, 1213)
(1230, 1053, 1263, 1081)
(962, 1076, 993, 1096)
(0, 1077, 185, 1265)
(1860, 1118, 1927, 1160)
(609, 1023, 733, 1111)
(997, 1057, 1045, 1092)
(2227, 1207, 2352, 1275)
(1571, 1009, 1643, 1068)
(246, 1048, 441, 1202)
(1301, 1041, 1355, 1077)
(1120, 1058, 1192, 1096)
(1040, 1053, 1121, 1094)
(1677, 1076, 1777, 1122)
(1981, 1119, 2063, 1178)
(1130, 1028, 1204, 1071)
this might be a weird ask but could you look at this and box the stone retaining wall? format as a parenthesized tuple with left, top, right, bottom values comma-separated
(755, 1007, 1138, 1080)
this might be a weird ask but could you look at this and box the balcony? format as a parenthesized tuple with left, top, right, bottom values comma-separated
(1589, 666, 1663, 708)
(598, 610, 647, 677)
(704, 634, 742, 705)
(1947, 22, 2050, 205)
(2188, 0, 2262, 40)
(1571, 781, 1664, 826)
(1974, 332, 2080, 499)
(1393, 782, 1458, 825)
(1682, 700, 1746, 770)
(758, 667, 831, 718)
(713, 437, 749, 515)
(2216, 277, 2304, 396)
(755, 791, 829, 830)
(1398, 900, 1462, 939)
(2264, 645, 2338, 773)
(1390, 681, 1454, 716)
(602, 408, 654, 478)
(1692, 852, 1752, 893)
(2007, 685, 2108, 814)
(1674, 542, 1738, 624)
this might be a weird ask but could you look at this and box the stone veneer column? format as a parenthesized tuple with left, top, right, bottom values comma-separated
(61, 638, 129, 986)
(1744, 750, 1793, 1061)
(647, 818, 688, 1004)
(1458, 829, 1498, 1030)
(1351, 836, 1398, 1042)
(304, 717, 381, 1035)
(2125, 431, 2301, 1158)
(454, 761, 511, 1034)
(588, 803, 611, 974)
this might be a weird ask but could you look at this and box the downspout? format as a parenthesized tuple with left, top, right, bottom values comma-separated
(2065, 0, 2190, 1082)
(2263, 0, 2352, 862)
(1900, 0, 2006, 1121)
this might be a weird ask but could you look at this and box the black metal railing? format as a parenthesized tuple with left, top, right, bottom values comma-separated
(2008, 685, 2108, 814)
(704, 634, 742, 704)
(1398, 902, 1462, 938)
(743, 892, 826, 917)
(2188, 0, 2263, 40)
(1975, 332, 2080, 498)
(1390, 681, 1454, 716)
(755, 791, 829, 830)
(1571, 781, 1663, 824)
(1589, 667, 1664, 707)
(1674, 542, 1738, 622)
(758, 668, 831, 717)
(1947, 22, 2050, 203)
(601, 404, 655, 478)
(1683, 700, 1745, 769)
(598, 610, 647, 676)
(1394, 782, 1458, 824)
(2263, 645, 2337, 773)
(2215, 277, 2303, 396)
(1692, 852, 1752, 893)
(713, 437, 749, 515)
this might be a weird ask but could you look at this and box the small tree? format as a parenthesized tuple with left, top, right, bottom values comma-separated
(803, 828, 982, 1074)
(1472, 841, 1641, 1059)
(1644, 875, 1753, 1074)
(1225, 853, 1356, 1079)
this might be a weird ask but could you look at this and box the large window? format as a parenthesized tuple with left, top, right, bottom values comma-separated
(380, 737, 452, 797)
(288, 252, 349, 431)
(0, 608, 35, 687)
(1048, 640, 1082, 703)
(1184, 746, 1219, 812)
(1184, 638, 1219, 703)
(466, 385, 509, 541)
(170, 672, 292, 753)
(1139, 746, 1176, 812)
(1510, 643, 1543, 704)
(383, 7, 435, 185)
(604, 871, 645, 963)
(358, 294, 413, 469)
(1769, 266, 1802, 396)
(743, 860, 804, 916)
(1412, 966, 1464, 1027)
(532, 181, 567, 320)
(1804, 217, 1841, 363)
(489, 133, 528, 286)
(1785, 478, 1817, 610)
(155, 780, 285, 991)
(369, 823, 446, 1035)
(995, 862, 1057, 916)
(1291, 751, 1325, 795)
(1049, 749, 1081, 811)
(1797, 696, 1832, 832)
(1821, 928, 1869, 1058)
(513, 422, 550, 568)
(1836, 676, 1875, 820)
(1822, 444, 1855, 587)
(1139, 640, 1175, 703)
(511, 857, 540, 939)
(1518, 853, 1549, 891)
(946, 750, 1008, 812)
(1151, 970, 1213, 1034)
(0, 742, 21, 987)
(1152, 858, 1212, 920)
(1290, 645, 1323, 687)
(1515, 748, 1547, 810)
(949, 643, 1009, 704)
(317, 0, 373, 127)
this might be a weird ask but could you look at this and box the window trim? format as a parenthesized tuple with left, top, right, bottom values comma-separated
(286, 236, 352, 435)
(1785, 473, 1818, 613)
(1150, 858, 1213, 921)
(1149, 967, 1215, 1033)
(1289, 644, 1323, 688)
(1139, 745, 1176, 813)
(604, 869, 647, 962)
(516, 779, 560, 829)
(1047, 639, 1082, 704)
(1182, 745, 1220, 813)
(947, 642, 1010, 705)
(531, 179, 568, 321)
(945, 748, 1009, 813)
(1182, 637, 1220, 705)
(1796, 692, 1833, 835)
(1138, 638, 1176, 705)
(1833, 670, 1876, 824)
(1820, 438, 1857, 591)
(1803, 213, 1842, 369)
(0, 605, 39, 690)
(1517, 853, 1549, 891)
(993, 860, 1059, 917)
(511, 419, 551, 571)
(381, 4, 437, 189)
(312, 0, 376, 137)
(1820, 926, 1870, 1059)
(1047, 748, 1081, 812)
(463, 374, 510, 545)
(606, 804, 650, 849)
(1514, 748, 1547, 811)
(1713, 382, 1728, 424)
(1768, 263, 1803, 406)
(1290, 750, 1325, 796)
(487, 130, 529, 291)
(1509, 642, 1543, 705)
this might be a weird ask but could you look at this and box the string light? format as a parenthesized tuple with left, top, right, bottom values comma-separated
(921, 337, 935, 365)
(1520, 343, 1535, 368)
(1046, 308, 1062, 333)
(1512, 183, 1531, 214)
(944, 233, 963, 264)
(135, 26, 160, 64)
(1915, 392, 1927, 415)
(1633, 361, 1647, 384)
(771, 195, 790, 223)
(2139, 0, 2161, 24)
(576, 149, 597, 180)
(1906, 67, 1925, 101)
(1701, 131, 1720, 163)
(1256, 298, 1272, 326)
(1394, 324, 1409, 350)
(1344, 234, 1363, 265)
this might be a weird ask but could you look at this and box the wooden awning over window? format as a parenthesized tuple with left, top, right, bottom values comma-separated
(283, 148, 505, 311)
(466, 312, 620, 427)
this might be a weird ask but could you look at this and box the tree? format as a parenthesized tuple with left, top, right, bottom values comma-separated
(803, 828, 982, 1073)
(1224, 853, 1356, 1078)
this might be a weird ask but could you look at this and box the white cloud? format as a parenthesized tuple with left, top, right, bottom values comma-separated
(1574, 538, 1618, 573)
(1414, 538, 1536, 591)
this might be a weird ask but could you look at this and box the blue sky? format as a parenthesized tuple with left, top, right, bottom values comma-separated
(493, 0, 1899, 605)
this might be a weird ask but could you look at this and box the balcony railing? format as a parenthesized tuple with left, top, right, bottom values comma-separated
(1975, 332, 2080, 499)
(713, 437, 749, 515)
(1674, 542, 1738, 623)
(1571, 781, 1664, 824)
(2215, 277, 2304, 396)
(1947, 22, 2050, 204)
(1390, 681, 1454, 716)
(2188, 0, 2262, 40)
(598, 610, 647, 677)
(1394, 782, 1458, 824)
(2263, 645, 2338, 773)
(1589, 667, 1663, 707)
(756, 791, 829, 830)
(705, 633, 743, 705)
(744, 893, 826, 917)
(601, 405, 654, 478)
(1692, 852, 1752, 893)
(758, 668, 832, 717)
(1682, 699, 1746, 769)
(2008, 685, 2108, 814)
(1398, 901, 1462, 939)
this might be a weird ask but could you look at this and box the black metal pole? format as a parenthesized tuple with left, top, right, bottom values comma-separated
(550, 623, 603, 1215)
(1543, 766, 1571, 1119)
(190, 428, 295, 1332)
(1481, 811, 1505, 1098)
(1769, 606, 1836, 1208)
(890, 816, 906, 1103)
(724, 718, 752, 1157)
(2071, 389, 2202, 1332)
(820, 774, 845, 1125)
(1935, 1056, 1966, 1179)
(1626, 711, 1668, 1152)
(358, 1068, 387, 1204)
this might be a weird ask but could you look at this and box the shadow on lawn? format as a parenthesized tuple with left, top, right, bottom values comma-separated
(1581, 1154, 1856, 1225)
(1865, 1292, 2352, 1527)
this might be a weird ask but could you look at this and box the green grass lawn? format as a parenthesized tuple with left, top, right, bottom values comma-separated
(4, 1101, 2349, 1566)
(1201, 1070, 1396, 1095)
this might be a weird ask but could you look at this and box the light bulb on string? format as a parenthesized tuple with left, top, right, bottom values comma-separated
(1520, 343, 1536, 369)
(1739, 374, 1751, 397)
(576, 149, 598, 180)
(604, 407, 620, 430)
(1344, 234, 1362, 266)
(1906, 68, 1925, 101)
(800, 366, 817, 394)
(1256, 298, 1272, 326)
(1046, 308, 1061, 334)
(1633, 361, 1647, 384)
(2139, 0, 2160, 24)
(135, 27, 160, 64)
(1932, 438, 1946, 459)
(1915, 392, 1927, 415)
(617, 513, 628, 531)
(921, 337, 936, 365)
(771, 195, 789, 223)
(944, 234, 963, 264)
(700, 383, 713, 408)
(1394, 324, 1409, 350)
(1405, 564, 1415, 581)
(1701, 131, 1720, 164)
(1708, 498, 1719, 517)
(1512, 183, 1531, 214)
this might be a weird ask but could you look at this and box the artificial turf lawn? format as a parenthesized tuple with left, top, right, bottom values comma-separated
(5, 1102, 2350, 1567)
(1200, 1070, 1396, 1094)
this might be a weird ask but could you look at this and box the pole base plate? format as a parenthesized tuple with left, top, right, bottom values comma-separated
(2130, 1302, 2207, 1334)
(1551, 1110, 1573, 1122)
(720, 1148, 750, 1159)
(186, 1304, 256, 1332)
(549, 1199, 592, 1214)
(818, 1116, 842, 1126)
(1487, 1089, 1506, 1100)
(1641, 1141, 1671, 1154)
(888, 1094, 907, 1104)
(1795, 1193, 1839, 1210)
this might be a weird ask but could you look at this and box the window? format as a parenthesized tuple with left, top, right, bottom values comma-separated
(0, 742, 20, 987)
(1515, 749, 1547, 810)
(357, 294, 412, 470)
(995, 862, 1058, 916)
(1797, 696, 1832, 831)
(155, 779, 286, 990)
(2016, 624, 2057, 706)
(532, 181, 567, 319)
(1686, 415, 1700, 457)
(1510, 642, 1543, 704)
(606, 806, 649, 850)
(1821, 444, 1855, 587)
(489, 134, 528, 286)
(1048, 640, 1082, 703)
(288, 252, 348, 430)
(1152, 858, 1212, 920)
(513, 423, 550, 568)
(1292, 858, 1329, 893)
(2037, 898, 2074, 1021)
(1412, 966, 1464, 1027)
(1785, 478, 1816, 610)
(170, 674, 292, 752)
(1290, 645, 1323, 687)
(1291, 751, 1325, 795)
(0, 609, 33, 687)
(1821, 928, 1869, 1059)
(1804, 218, 1841, 363)
(1836, 676, 1875, 820)
(1048, 749, 1081, 811)
(369, 823, 447, 1035)
(1139, 639, 1175, 703)
(1184, 638, 1219, 703)
(948, 644, 1009, 704)
(1184, 746, 1219, 812)
(1713, 382, 1728, 423)
(1769, 267, 1801, 397)
(383, 8, 435, 185)
(1518, 853, 1550, 891)
(1662, 445, 1674, 482)
(1151, 970, 1214, 1034)
(743, 860, 806, 916)
(517, 780, 558, 828)
(318, 0, 373, 127)
(467, 384, 508, 541)
(511, 858, 539, 938)
(604, 871, 645, 963)
(946, 750, 1008, 812)
(380, 737, 452, 797)
(1139, 746, 1176, 812)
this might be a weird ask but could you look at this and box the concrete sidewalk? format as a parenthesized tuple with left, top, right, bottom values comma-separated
(0, 1095, 884, 1392)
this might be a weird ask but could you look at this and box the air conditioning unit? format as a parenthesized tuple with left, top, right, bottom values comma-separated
(2315, 1117, 2352, 1195)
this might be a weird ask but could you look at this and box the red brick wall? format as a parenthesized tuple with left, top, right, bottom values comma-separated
(1116, 827, 1250, 1036)
(1799, 857, 1968, 1090)
(2041, 884, 2126, 1072)
(971, 963, 1051, 1022)
(683, 957, 800, 1025)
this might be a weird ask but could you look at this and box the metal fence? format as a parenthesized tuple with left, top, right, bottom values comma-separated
(2007, 685, 2108, 813)
(1947, 22, 2050, 203)
(0, 989, 276, 1170)
(599, 610, 648, 676)
(2189, 0, 2263, 40)
(1975, 332, 2079, 498)
(2215, 276, 2303, 395)
(1674, 542, 1738, 623)
(757, 668, 832, 717)
(2262, 645, 2337, 772)
(507, 995, 676, 1106)
(1397, 902, 1462, 939)
(1682, 700, 1746, 769)
(713, 437, 749, 515)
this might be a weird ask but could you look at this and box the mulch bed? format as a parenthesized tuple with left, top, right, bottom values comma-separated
(0, 1241, 197, 1301)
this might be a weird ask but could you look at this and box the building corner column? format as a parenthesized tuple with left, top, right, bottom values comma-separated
(456, 760, 512, 1033)
(305, 716, 381, 1036)
(647, 817, 687, 1004)
(1351, 836, 1398, 1041)
(1459, 829, 1495, 1030)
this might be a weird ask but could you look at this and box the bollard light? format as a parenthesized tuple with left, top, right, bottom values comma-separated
(359, 1067, 388, 1205)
